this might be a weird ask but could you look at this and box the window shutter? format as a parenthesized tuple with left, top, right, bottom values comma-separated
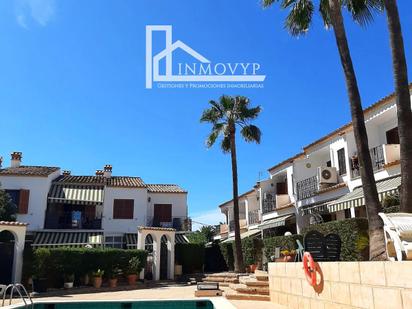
(18, 189, 30, 214)
(113, 199, 134, 219)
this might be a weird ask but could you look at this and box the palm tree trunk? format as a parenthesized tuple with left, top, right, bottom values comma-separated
(384, 0, 412, 213)
(229, 127, 245, 273)
(328, 0, 386, 260)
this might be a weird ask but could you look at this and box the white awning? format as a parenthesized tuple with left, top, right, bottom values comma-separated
(258, 214, 294, 230)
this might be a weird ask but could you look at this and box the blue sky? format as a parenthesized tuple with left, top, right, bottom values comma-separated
(0, 0, 411, 229)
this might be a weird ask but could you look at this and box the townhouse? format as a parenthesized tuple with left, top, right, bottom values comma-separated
(216, 86, 409, 240)
(0, 152, 190, 248)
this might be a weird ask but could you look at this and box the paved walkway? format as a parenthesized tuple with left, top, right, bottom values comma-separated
(8, 284, 284, 309)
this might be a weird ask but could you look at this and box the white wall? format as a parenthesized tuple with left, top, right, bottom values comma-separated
(147, 192, 188, 219)
(0, 170, 60, 231)
(102, 187, 148, 233)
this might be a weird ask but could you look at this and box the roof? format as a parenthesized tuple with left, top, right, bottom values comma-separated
(147, 184, 187, 193)
(138, 226, 176, 232)
(267, 152, 305, 172)
(302, 84, 412, 152)
(218, 189, 255, 208)
(0, 166, 60, 177)
(54, 175, 146, 188)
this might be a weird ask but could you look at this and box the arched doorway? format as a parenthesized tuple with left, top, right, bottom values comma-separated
(160, 235, 168, 280)
(0, 230, 15, 284)
(144, 234, 154, 280)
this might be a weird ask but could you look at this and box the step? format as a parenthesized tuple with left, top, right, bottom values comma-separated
(228, 283, 269, 295)
(200, 280, 230, 287)
(224, 290, 271, 301)
(203, 277, 239, 284)
(239, 277, 269, 287)
(254, 270, 269, 281)
(206, 272, 243, 278)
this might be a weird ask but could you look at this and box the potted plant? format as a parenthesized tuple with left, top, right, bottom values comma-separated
(126, 257, 142, 285)
(279, 249, 296, 262)
(92, 269, 104, 288)
(64, 274, 75, 289)
(108, 267, 121, 288)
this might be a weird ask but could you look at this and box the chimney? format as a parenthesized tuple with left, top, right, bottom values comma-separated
(63, 170, 71, 176)
(0, 156, 3, 168)
(11, 152, 22, 168)
(95, 170, 104, 176)
(103, 165, 112, 178)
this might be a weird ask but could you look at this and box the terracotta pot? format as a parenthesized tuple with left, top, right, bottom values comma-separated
(283, 254, 296, 262)
(127, 274, 137, 285)
(109, 278, 118, 288)
(93, 276, 102, 288)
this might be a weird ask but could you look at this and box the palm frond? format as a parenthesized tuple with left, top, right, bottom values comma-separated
(206, 130, 219, 148)
(283, 0, 314, 36)
(241, 125, 262, 144)
(221, 136, 231, 153)
(220, 95, 235, 113)
(319, 0, 332, 28)
(343, 0, 384, 26)
(262, 0, 279, 8)
(200, 107, 221, 124)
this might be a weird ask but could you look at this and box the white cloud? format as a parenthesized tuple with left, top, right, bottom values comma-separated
(15, 0, 56, 28)
(191, 208, 225, 231)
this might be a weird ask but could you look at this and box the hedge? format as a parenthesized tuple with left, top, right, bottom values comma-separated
(175, 243, 205, 274)
(32, 247, 147, 287)
(219, 242, 235, 271)
(263, 234, 303, 262)
(218, 237, 263, 270)
(302, 218, 369, 261)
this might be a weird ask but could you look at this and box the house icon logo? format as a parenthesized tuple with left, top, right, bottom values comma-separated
(145, 25, 266, 89)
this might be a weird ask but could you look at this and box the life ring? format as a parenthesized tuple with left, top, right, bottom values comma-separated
(303, 252, 316, 286)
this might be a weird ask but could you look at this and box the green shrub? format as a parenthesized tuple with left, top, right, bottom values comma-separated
(263, 234, 303, 262)
(302, 218, 369, 261)
(32, 247, 147, 287)
(219, 242, 234, 271)
(175, 243, 205, 274)
(242, 237, 263, 266)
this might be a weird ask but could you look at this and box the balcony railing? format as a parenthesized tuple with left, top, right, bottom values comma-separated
(44, 215, 102, 230)
(146, 216, 191, 231)
(229, 219, 247, 232)
(248, 209, 260, 225)
(351, 144, 400, 178)
(296, 175, 318, 200)
(262, 192, 276, 214)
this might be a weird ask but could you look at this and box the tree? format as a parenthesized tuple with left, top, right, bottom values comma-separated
(383, 0, 412, 213)
(201, 95, 262, 272)
(187, 225, 216, 244)
(0, 185, 17, 222)
(262, 0, 386, 260)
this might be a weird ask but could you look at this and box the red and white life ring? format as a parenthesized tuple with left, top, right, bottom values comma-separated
(303, 252, 317, 286)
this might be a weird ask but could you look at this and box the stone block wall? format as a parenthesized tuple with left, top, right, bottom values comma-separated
(268, 261, 412, 309)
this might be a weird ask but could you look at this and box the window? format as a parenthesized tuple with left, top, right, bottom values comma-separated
(5, 189, 30, 214)
(153, 204, 172, 223)
(105, 236, 123, 248)
(326, 160, 332, 168)
(113, 199, 134, 219)
(337, 148, 347, 175)
(386, 127, 400, 144)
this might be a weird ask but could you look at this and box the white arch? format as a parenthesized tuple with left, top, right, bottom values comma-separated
(0, 222, 27, 283)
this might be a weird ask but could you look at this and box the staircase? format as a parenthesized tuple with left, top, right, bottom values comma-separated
(202, 272, 246, 287)
(224, 270, 270, 301)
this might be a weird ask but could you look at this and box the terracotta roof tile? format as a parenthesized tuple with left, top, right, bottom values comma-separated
(0, 166, 59, 177)
(55, 175, 146, 188)
(138, 226, 176, 232)
(147, 184, 187, 193)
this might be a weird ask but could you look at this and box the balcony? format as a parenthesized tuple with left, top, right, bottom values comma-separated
(248, 209, 260, 225)
(350, 144, 400, 178)
(229, 219, 247, 232)
(44, 215, 102, 230)
(219, 223, 228, 235)
(146, 216, 191, 231)
(262, 192, 276, 214)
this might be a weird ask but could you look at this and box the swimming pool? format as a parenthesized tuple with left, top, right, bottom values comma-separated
(6, 299, 233, 309)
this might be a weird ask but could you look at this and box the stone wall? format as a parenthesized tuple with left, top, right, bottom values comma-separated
(268, 261, 412, 309)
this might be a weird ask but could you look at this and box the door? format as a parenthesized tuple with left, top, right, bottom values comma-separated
(276, 181, 288, 194)
(160, 236, 168, 280)
(0, 231, 15, 284)
(386, 127, 400, 144)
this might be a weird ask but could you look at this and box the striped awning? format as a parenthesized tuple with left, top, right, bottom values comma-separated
(328, 175, 401, 213)
(258, 214, 294, 230)
(240, 229, 261, 239)
(32, 231, 103, 248)
(124, 233, 189, 247)
(301, 198, 341, 216)
(48, 184, 104, 205)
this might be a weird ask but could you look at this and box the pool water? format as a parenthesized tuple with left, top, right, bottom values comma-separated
(27, 301, 214, 309)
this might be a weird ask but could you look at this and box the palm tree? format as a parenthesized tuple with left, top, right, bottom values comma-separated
(262, 0, 386, 260)
(383, 0, 412, 213)
(201, 95, 262, 272)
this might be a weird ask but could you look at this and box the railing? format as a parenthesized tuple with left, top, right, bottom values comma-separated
(229, 220, 235, 231)
(146, 216, 191, 231)
(248, 209, 260, 225)
(296, 175, 318, 200)
(262, 191, 276, 214)
(44, 216, 102, 230)
(351, 144, 389, 177)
